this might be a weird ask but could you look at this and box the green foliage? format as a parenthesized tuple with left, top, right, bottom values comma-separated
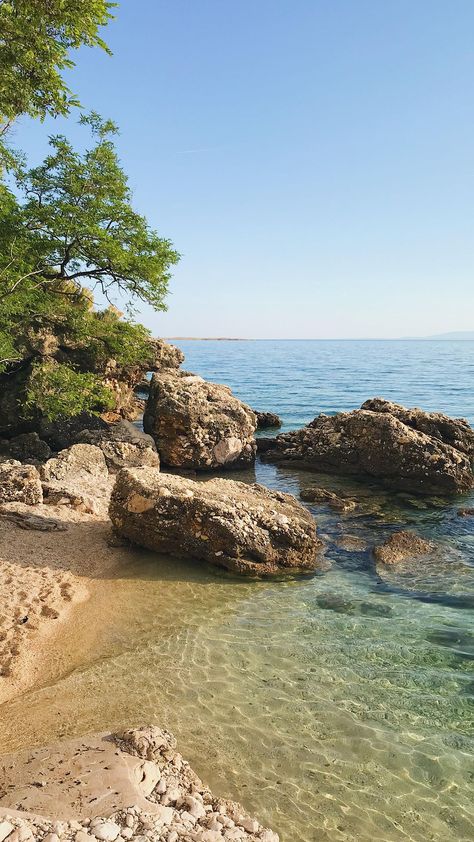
(0, 0, 115, 126)
(0, 4, 180, 424)
(25, 359, 114, 420)
(0, 118, 180, 419)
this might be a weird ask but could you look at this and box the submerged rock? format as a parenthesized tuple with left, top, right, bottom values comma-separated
(262, 399, 474, 494)
(373, 530, 435, 566)
(76, 420, 159, 473)
(300, 486, 357, 512)
(255, 411, 282, 429)
(109, 468, 323, 575)
(0, 461, 43, 505)
(143, 372, 257, 470)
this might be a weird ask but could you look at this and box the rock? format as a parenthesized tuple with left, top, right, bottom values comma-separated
(39, 413, 109, 451)
(143, 373, 257, 470)
(42, 444, 108, 483)
(361, 398, 474, 458)
(0, 462, 43, 504)
(458, 507, 474, 517)
(0, 432, 51, 464)
(91, 823, 121, 841)
(109, 468, 323, 575)
(0, 511, 67, 531)
(300, 486, 357, 512)
(41, 444, 111, 515)
(335, 534, 368, 551)
(373, 530, 435, 566)
(254, 411, 282, 429)
(255, 436, 279, 453)
(0, 821, 14, 842)
(148, 338, 185, 370)
(263, 399, 474, 494)
(76, 420, 160, 473)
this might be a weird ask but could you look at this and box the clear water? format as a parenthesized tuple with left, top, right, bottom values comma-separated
(1, 340, 473, 842)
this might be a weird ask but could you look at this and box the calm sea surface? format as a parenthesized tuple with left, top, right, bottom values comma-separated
(1, 340, 473, 842)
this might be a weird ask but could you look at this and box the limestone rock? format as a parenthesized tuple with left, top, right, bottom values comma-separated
(0, 462, 43, 505)
(361, 398, 474, 458)
(263, 399, 474, 494)
(109, 468, 323, 575)
(143, 373, 257, 470)
(76, 420, 159, 473)
(373, 530, 435, 566)
(148, 338, 185, 370)
(254, 411, 282, 429)
(41, 444, 111, 515)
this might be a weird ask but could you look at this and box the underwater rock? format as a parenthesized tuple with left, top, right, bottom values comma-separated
(373, 530, 435, 566)
(300, 486, 357, 512)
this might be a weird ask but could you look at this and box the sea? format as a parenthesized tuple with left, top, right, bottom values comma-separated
(1, 340, 473, 842)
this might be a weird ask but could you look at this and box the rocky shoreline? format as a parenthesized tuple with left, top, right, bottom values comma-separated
(1, 337, 473, 840)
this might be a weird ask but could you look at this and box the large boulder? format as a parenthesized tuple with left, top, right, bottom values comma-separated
(41, 443, 112, 515)
(76, 420, 160, 472)
(143, 373, 257, 470)
(109, 468, 323, 575)
(263, 399, 474, 494)
(0, 461, 43, 504)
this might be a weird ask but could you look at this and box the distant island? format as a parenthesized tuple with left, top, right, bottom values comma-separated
(408, 331, 474, 340)
(164, 336, 250, 341)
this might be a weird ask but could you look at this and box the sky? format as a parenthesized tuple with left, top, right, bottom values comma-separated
(14, 0, 474, 338)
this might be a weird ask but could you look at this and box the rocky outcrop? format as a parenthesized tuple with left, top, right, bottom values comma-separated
(0, 462, 43, 505)
(76, 420, 159, 473)
(41, 444, 112, 515)
(143, 373, 257, 470)
(373, 530, 435, 566)
(109, 468, 323, 575)
(0, 726, 278, 841)
(255, 411, 282, 429)
(300, 486, 357, 512)
(361, 398, 474, 458)
(262, 399, 474, 493)
(0, 334, 183, 437)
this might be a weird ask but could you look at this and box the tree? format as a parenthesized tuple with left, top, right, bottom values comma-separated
(0, 0, 115, 129)
(0, 116, 180, 420)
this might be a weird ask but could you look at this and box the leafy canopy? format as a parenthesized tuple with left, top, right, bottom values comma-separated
(0, 0, 115, 127)
(0, 116, 180, 418)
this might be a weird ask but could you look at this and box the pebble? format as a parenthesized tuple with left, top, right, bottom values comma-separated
(92, 823, 121, 842)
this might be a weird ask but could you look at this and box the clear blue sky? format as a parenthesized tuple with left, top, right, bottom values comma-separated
(15, 1, 474, 338)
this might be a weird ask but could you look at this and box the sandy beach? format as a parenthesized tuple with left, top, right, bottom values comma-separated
(0, 501, 121, 706)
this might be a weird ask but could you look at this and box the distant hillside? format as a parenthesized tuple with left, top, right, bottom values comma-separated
(423, 331, 474, 340)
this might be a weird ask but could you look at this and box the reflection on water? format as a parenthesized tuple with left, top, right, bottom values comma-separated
(1, 461, 473, 842)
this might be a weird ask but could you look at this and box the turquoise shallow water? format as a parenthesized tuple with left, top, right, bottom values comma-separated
(1, 340, 473, 842)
